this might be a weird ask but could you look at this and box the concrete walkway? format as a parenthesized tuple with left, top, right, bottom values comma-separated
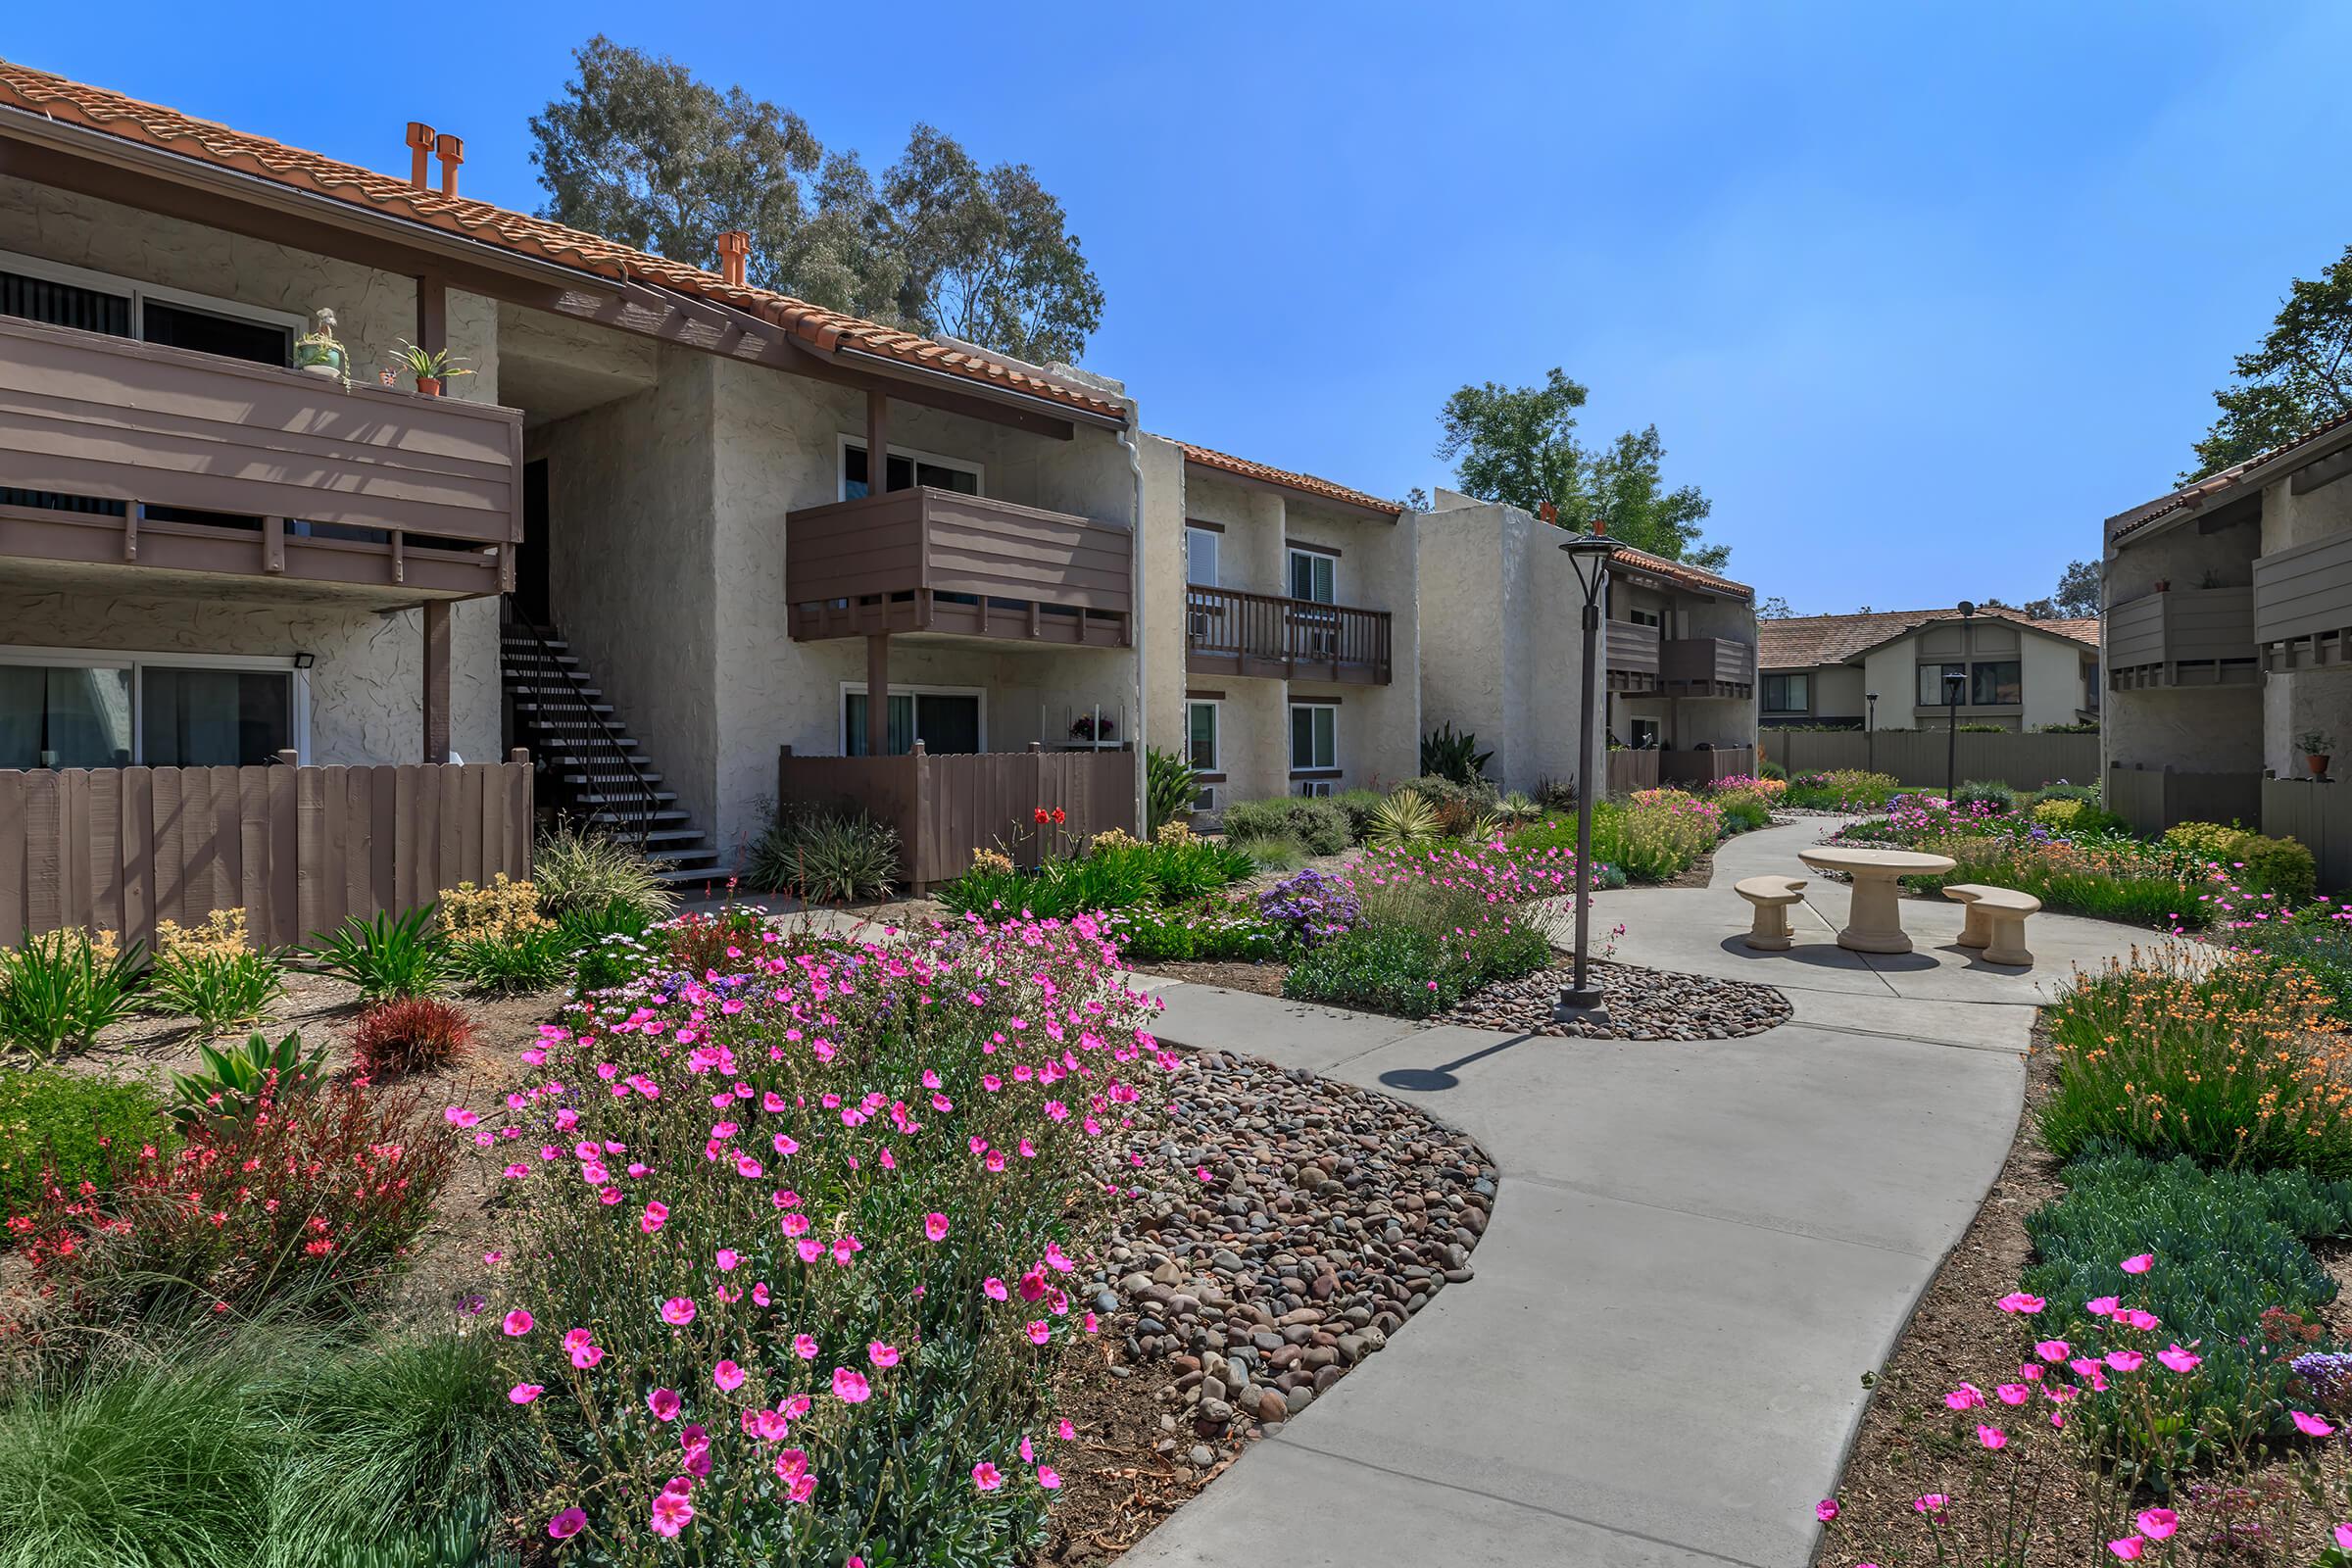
(1121, 816, 2162, 1568)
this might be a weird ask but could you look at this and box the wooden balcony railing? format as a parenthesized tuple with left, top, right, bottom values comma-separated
(0, 313, 520, 598)
(1184, 586, 1392, 684)
(2106, 587, 2255, 689)
(786, 487, 1133, 648)
(2255, 535, 2352, 672)
(1606, 619, 1660, 691)
(1659, 635, 1755, 696)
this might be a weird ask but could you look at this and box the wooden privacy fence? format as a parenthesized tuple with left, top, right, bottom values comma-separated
(777, 744, 1139, 892)
(1605, 750, 1660, 796)
(1661, 746, 1756, 787)
(0, 752, 533, 952)
(1763, 729, 2102, 791)
(2106, 764, 2263, 838)
(2262, 779, 2352, 893)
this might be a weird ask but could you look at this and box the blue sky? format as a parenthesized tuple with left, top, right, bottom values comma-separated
(11, 3, 2348, 611)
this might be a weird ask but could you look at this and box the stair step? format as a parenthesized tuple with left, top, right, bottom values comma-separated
(515, 701, 615, 716)
(648, 863, 726, 887)
(561, 771, 664, 788)
(577, 791, 678, 807)
(501, 634, 568, 652)
(637, 827, 709, 845)
(505, 682, 605, 698)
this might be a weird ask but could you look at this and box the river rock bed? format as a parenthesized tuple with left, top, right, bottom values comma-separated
(1440, 960, 1790, 1040)
(1086, 1047, 1494, 1476)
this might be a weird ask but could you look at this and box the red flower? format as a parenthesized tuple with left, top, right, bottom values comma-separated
(1051, 807, 1066, 824)
(1033, 808, 1050, 825)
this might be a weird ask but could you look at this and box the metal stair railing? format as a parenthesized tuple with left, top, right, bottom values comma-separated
(506, 610, 662, 852)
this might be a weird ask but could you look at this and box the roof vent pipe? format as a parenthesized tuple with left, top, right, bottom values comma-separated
(405, 122, 436, 188)
(716, 230, 751, 288)
(434, 132, 465, 196)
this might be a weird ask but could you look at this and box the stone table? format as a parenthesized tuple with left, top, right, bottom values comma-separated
(1796, 845, 1957, 955)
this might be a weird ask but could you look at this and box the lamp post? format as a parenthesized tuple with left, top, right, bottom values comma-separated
(1555, 531, 1618, 1022)
(1944, 601, 1975, 801)
(1866, 691, 1879, 772)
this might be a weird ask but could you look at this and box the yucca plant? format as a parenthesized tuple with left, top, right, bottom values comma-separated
(1366, 789, 1440, 850)
(169, 1028, 327, 1133)
(302, 907, 448, 1004)
(0, 929, 146, 1059)
(1497, 791, 1544, 824)
(1466, 810, 1508, 844)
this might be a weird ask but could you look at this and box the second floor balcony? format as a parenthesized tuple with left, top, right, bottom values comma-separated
(1184, 585, 1393, 684)
(2255, 533, 2352, 672)
(2107, 586, 2255, 689)
(1659, 634, 1756, 697)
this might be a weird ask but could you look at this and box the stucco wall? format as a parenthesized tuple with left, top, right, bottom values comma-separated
(1139, 435, 1191, 755)
(2260, 474, 2352, 776)
(1816, 664, 1868, 721)
(2021, 633, 2089, 730)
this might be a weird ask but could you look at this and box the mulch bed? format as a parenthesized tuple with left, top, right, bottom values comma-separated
(1129, 959, 1289, 997)
(1439, 959, 1790, 1040)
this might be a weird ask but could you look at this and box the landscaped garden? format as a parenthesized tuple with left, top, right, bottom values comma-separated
(1818, 946, 2352, 1565)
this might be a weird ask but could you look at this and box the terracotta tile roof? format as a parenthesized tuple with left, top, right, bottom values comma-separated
(0, 59, 1127, 422)
(2109, 408, 2352, 543)
(1176, 442, 1404, 515)
(1603, 541, 1752, 599)
(1759, 605, 2093, 669)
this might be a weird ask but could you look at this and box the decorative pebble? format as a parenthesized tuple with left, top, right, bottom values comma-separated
(1440, 961, 1789, 1040)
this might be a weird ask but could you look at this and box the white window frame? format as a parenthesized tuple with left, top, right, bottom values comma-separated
(1286, 547, 1338, 605)
(835, 434, 986, 502)
(1289, 700, 1339, 773)
(836, 681, 989, 755)
(0, 246, 306, 354)
(1186, 526, 1220, 588)
(1185, 699, 1221, 775)
(0, 644, 312, 764)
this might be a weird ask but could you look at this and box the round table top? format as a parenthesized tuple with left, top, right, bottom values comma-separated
(1798, 845, 1957, 875)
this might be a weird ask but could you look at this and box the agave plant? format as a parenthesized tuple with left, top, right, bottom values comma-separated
(1419, 721, 1494, 787)
(1367, 789, 1440, 850)
(169, 1027, 327, 1132)
(1466, 810, 1509, 843)
(1497, 791, 1544, 824)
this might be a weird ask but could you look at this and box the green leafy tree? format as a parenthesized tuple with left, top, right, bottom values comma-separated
(2015, 560, 2101, 621)
(1756, 595, 1795, 618)
(2189, 244, 2352, 478)
(530, 37, 1103, 363)
(1434, 368, 1726, 568)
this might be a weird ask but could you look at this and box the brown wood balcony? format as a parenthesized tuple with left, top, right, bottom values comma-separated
(2107, 587, 2255, 689)
(1659, 635, 1755, 696)
(1184, 586, 1392, 684)
(1606, 619, 1660, 691)
(0, 313, 520, 599)
(2255, 535, 2352, 671)
(786, 487, 1133, 648)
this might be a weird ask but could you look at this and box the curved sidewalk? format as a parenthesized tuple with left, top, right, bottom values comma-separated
(1122, 817, 2153, 1568)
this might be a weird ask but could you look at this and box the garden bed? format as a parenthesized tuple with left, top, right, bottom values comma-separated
(1439, 960, 1790, 1041)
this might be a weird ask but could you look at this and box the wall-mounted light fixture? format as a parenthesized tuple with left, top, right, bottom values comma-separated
(293, 652, 316, 669)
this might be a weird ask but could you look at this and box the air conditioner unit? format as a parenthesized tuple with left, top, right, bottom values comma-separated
(1191, 783, 1219, 813)
(1297, 779, 1335, 799)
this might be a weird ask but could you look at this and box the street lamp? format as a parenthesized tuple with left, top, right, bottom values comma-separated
(1555, 531, 1618, 1022)
(1866, 692, 1879, 772)
(1944, 601, 1976, 801)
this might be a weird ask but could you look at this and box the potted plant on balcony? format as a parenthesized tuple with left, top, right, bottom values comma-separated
(1068, 713, 1117, 747)
(2298, 729, 2334, 778)
(389, 339, 474, 397)
(294, 307, 349, 386)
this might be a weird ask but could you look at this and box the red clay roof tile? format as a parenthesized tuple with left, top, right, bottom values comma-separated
(1176, 442, 1405, 515)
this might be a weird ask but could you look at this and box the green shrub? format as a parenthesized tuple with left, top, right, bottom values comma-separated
(1713, 792, 1771, 833)
(0, 1070, 169, 1214)
(168, 1028, 327, 1135)
(142, 946, 285, 1036)
(1404, 773, 1499, 837)
(1145, 746, 1201, 835)
(745, 805, 902, 901)
(2240, 833, 2319, 904)
(1584, 789, 1722, 883)
(2022, 1146, 2352, 1481)
(1102, 897, 1291, 963)
(448, 924, 571, 997)
(302, 907, 448, 1004)
(531, 822, 677, 922)
(2034, 780, 2100, 805)
(1231, 834, 1305, 872)
(1221, 796, 1350, 856)
(1284, 914, 1549, 1017)
(1758, 758, 1788, 781)
(1328, 788, 1387, 844)
(2033, 796, 2130, 836)
(1419, 721, 1493, 786)
(1138, 838, 1253, 904)
(0, 929, 146, 1060)
(935, 835, 1246, 920)
(1782, 769, 1899, 809)
(1953, 778, 2017, 813)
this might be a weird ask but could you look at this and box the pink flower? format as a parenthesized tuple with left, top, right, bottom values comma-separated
(2034, 1340, 2070, 1362)
(1978, 1424, 2006, 1449)
(715, 1248, 739, 1271)
(2135, 1508, 2178, 1542)
(973, 1461, 1004, 1492)
(1913, 1494, 1948, 1518)
(509, 1383, 544, 1403)
(833, 1367, 871, 1404)
(1038, 1465, 1062, 1490)
(925, 1211, 950, 1242)
(662, 1297, 698, 1326)
(1058, 1419, 1077, 1442)
(641, 1200, 668, 1234)
(1995, 1292, 2044, 1314)
(2084, 1295, 2121, 1316)
(650, 1488, 695, 1538)
(983, 1277, 1009, 1301)
(570, 1343, 604, 1370)
(547, 1507, 586, 1540)
(502, 1308, 533, 1337)
(2157, 1345, 2202, 1373)
(795, 1333, 819, 1359)
(713, 1359, 746, 1392)
(2120, 1252, 2154, 1274)
(2335, 1524, 2352, 1552)
(648, 1387, 682, 1422)
(1994, 1384, 2029, 1404)
(564, 1327, 594, 1353)
(2120, 1308, 2161, 1331)
(2294, 1409, 2336, 1437)
(869, 1341, 901, 1368)
(1026, 1320, 1051, 1346)
(1942, 1383, 1984, 1410)
(1815, 1498, 1839, 1523)
(774, 1446, 809, 1481)
(2105, 1350, 2144, 1373)
(2109, 1537, 2143, 1561)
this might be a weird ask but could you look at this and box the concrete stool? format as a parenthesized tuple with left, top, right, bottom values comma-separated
(1735, 875, 1808, 952)
(1942, 883, 2040, 966)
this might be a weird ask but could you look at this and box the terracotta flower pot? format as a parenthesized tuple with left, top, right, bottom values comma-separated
(2308, 754, 2331, 779)
(416, 376, 443, 396)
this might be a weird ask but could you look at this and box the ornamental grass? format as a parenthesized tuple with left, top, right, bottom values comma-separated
(462, 915, 1171, 1564)
(2040, 951, 2352, 1176)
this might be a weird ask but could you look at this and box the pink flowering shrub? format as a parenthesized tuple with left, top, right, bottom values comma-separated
(1281, 842, 1571, 1015)
(461, 914, 1173, 1564)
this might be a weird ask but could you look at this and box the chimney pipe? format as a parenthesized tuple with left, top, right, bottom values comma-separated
(434, 132, 465, 197)
(405, 122, 435, 188)
(715, 230, 751, 288)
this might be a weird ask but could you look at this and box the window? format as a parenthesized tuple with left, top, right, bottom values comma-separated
(1186, 701, 1219, 773)
(1917, 662, 1967, 707)
(0, 650, 306, 769)
(1761, 672, 1809, 712)
(0, 249, 298, 360)
(1287, 549, 1336, 604)
(1290, 703, 1337, 772)
(840, 684, 984, 757)
(1629, 716, 1662, 751)
(1187, 527, 1220, 588)
(1629, 606, 1663, 629)
(838, 439, 982, 502)
(1970, 661, 2022, 707)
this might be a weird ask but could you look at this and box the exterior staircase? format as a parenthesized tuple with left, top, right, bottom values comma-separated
(501, 617, 721, 889)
